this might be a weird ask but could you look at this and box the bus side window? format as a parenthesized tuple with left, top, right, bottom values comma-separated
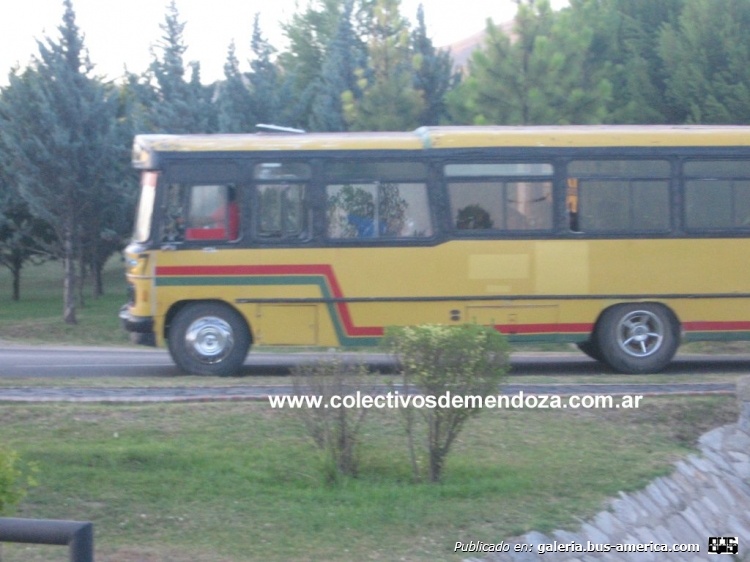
(254, 162, 311, 241)
(448, 181, 552, 231)
(326, 182, 433, 239)
(568, 160, 670, 234)
(163, 184, 239, 243)
(162, 184, 188, 243)
(257, 184, 307, 238)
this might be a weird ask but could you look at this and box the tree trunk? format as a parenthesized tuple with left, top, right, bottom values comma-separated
(63, 232, 77, 325)
(11, 253, 22, 301)
(78, 256, 86, 308)
(94, 260, 104, 297)
(12, 268, 20, 301)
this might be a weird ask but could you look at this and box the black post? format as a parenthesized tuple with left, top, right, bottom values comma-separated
(0, 517, 93, 562)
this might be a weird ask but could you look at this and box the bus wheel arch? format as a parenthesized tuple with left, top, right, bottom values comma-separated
(166, 300, 252, 377)
(595, 302, 680, 374)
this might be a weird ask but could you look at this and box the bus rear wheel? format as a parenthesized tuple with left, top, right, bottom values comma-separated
(168, 302, 250, 377)
(596, 303, 678, 374)
(576, 339, 604, 363)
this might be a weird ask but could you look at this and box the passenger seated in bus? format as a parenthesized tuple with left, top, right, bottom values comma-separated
(209, 187, 239, 240)
(347, 214, 376, 237)
(186, 187, 240, 241)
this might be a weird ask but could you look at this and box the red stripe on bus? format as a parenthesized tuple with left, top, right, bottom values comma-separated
(494, 323, 593, 334)
(155, 266, 750, 337)
(683, 321, 750, 331)
(155, 264, 383, 337)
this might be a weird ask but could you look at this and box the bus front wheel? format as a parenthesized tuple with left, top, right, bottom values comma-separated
(596, 303, 679, 374)
(168, 302, 251, 376)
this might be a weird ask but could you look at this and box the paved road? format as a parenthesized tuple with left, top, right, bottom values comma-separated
(0, 346, 401, 378)
(0, 345, 745, 402)
(1, 344, 750, 378)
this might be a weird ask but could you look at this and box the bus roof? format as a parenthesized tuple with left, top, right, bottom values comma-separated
(132, 125, 750, 169)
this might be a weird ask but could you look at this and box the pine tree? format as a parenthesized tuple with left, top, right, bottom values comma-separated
(568, 0, 684, 123)
(410, 4, 456, 125)
(0, 166, 55, 301)
(450, 0, 610, 125)
(310, 0, 365, 131)
(148, 0, 214, 132)
(659, 0, 750, 123)
(279, 0, 342, 110)
(248, 14, 281, 125)
(216, 41, 256, 132)
(345, 0, 425, 131)
(0, 0, 121, 322)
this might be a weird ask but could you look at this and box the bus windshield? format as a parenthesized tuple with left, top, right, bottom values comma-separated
(133, 172, 158, 243)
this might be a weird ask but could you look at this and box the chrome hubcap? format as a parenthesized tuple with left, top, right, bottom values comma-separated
(616, 310, 664, 358)
(185, 316, 234, 364)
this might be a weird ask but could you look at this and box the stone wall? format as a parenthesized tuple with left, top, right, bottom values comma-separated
(467, 378, 750, 562)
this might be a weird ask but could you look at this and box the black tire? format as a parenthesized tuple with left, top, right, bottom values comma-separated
(596, 303, 679, 374)
(576, 339, 605, 363)
(168, 302, 251, 376)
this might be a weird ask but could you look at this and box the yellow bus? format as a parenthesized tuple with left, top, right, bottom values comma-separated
(120, 126, 750, 375)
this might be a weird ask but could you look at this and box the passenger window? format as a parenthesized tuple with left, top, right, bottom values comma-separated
(254, 162, 311, 241)
(162, 184, 240, 243)
(684, 160, 750, 231)
(567, 160, 670, 233)
(326, 182, 433, 239)
(325, 160, 432, 240)
(257, 184, 307, 238)
(445, 162, 553, 232)
(449, 181, 552, 231)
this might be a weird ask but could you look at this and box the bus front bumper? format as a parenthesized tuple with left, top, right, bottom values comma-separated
(119, 305, 156, 347)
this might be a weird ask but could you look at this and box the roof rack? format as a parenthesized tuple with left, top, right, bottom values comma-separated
(256, 124, 306, 134)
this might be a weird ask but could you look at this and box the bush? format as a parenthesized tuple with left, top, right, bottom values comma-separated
(384, 324, 510, 483)
(0, 446, 36, 515)
(290, 358, 371, 483)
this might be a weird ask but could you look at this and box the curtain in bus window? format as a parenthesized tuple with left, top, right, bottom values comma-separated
(578, 180, 669, 233)
(326, 182, 432, 238)
(568, 160, 670, 234)
(685, 180, 750, 230)
(449, 181, 552, 231)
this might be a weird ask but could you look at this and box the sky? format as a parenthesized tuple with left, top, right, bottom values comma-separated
(0, 0, 567, 85)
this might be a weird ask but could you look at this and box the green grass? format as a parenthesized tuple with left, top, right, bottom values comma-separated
(0, 262, 744, 561)
(0, 396, 738, 561)
(0, 258, 131, 346)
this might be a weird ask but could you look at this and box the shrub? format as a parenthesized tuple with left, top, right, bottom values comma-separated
(290, 358, 371, 483)
(0, 446, 37, 515)
(384, 324, 510, 483)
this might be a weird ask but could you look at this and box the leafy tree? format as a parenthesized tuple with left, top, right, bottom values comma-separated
(0, 171, 55, 301)
(0, 0, 121, 323)
(659, 0, 750, 123)
(344, 0, 425, 130)
(410, 4, 456, 125)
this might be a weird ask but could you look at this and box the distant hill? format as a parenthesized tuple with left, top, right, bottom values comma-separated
(442, 19, 515, 69)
